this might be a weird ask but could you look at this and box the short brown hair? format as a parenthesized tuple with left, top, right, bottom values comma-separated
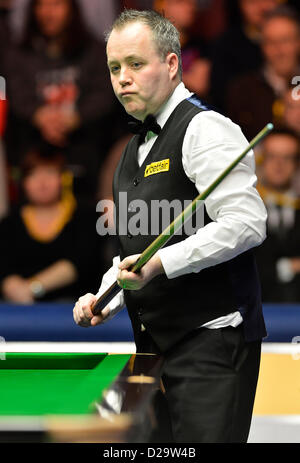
(20, 145, 66, 179)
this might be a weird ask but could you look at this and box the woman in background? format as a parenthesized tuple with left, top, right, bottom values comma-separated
(0, 144, 101, 303)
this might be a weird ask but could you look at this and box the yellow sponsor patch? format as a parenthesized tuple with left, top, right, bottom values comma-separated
(144, 159, 170, 177)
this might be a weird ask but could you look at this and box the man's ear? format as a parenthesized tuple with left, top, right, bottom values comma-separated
(166, 52, 179, 80)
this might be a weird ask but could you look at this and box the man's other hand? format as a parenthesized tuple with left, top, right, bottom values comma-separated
(117, 254, 164, 290)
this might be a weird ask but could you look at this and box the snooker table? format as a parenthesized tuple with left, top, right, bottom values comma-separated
(0, 352, 163, 443)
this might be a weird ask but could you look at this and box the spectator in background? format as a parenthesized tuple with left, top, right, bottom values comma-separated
(255, 129, 300, 302)
(210, 0, 279, 111)
(4, 0, 115, 204)
(7, 0, 118, 43)
(226, 5, 300, 140)
(0, 144, 101, 304)
(154, 0, 211, 97)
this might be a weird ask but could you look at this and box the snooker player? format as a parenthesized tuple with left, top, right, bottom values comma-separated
(73, 9, 267, 443)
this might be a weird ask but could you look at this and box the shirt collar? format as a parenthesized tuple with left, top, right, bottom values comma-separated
(155, 82, 193, 130)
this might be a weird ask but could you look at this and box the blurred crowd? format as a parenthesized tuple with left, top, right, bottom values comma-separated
(0, 0, 300, 305)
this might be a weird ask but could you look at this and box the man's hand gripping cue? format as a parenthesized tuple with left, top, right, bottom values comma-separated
(73, 293, 110, 328)
(117, 253, 165, 290)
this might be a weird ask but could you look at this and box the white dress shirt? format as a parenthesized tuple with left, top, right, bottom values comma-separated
(96, 82, 267, 328)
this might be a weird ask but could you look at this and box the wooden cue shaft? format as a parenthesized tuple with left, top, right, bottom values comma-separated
(92, 123, 273, 316)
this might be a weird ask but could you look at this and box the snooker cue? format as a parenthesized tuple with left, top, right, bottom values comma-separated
(92, 123, 273, 316)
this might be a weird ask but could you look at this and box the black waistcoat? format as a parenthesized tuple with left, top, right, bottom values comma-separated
(113, 97, 266, 352)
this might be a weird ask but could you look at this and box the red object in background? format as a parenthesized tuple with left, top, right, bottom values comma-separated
(0, 98, 7, 136)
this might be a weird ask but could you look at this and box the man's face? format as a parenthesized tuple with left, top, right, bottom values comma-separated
(23, 165, 62, 206)
(34, 0, 71, 38)
(106, 22, 179, 120)
(262, 134, 299, 190)
(262, 18, 300, 77)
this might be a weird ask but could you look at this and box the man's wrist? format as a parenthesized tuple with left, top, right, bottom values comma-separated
(153, 254, 165, 276)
